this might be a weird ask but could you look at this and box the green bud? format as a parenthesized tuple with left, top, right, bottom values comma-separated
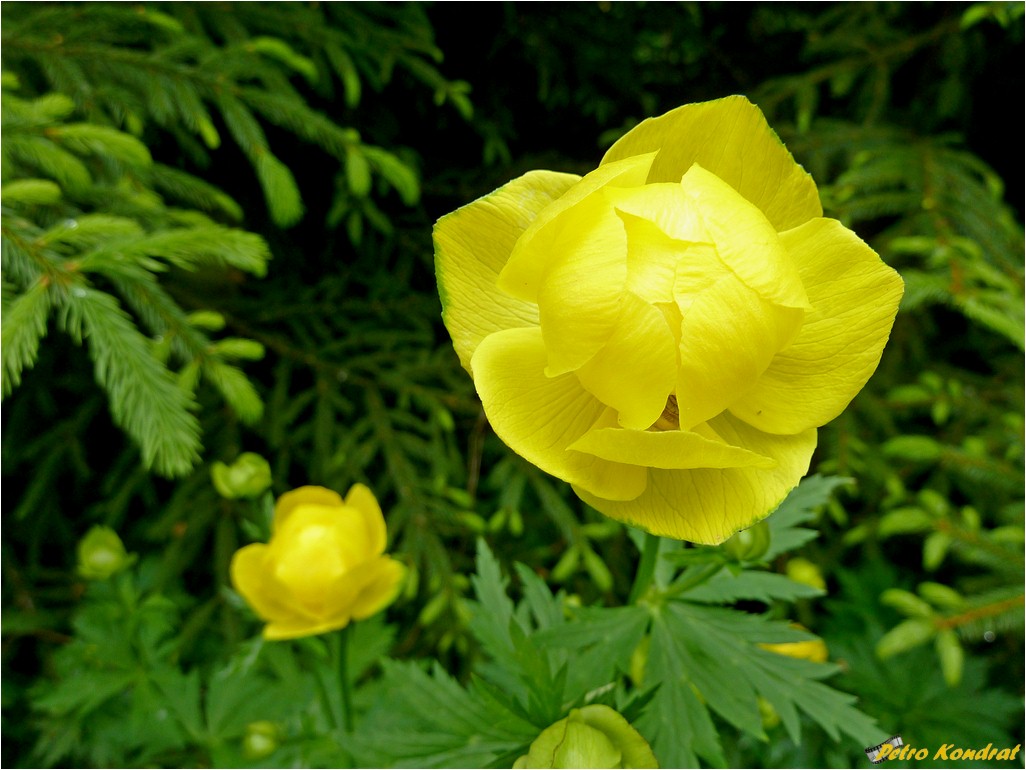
(722, 520, 771, 561)
(757, 696, 781, 730)
(513, 705, 658, 769)
(242, 721, 280, 760)
(77, 526, 135, 580)
(211, 452, 272, 500)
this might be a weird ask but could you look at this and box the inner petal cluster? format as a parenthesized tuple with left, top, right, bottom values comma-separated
(499, 163, 806, 445)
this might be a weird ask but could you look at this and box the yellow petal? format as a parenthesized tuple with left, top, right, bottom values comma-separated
(271, 505, 370, 607)
(434, 170, 579, 373)
(601, 95, 822, 231)
(263, 616, 351, 641)
(470, 326, 647, 501)
(349, 557, 406, 620)
(274, 486, 343, 533)
(345, 483, 387, 556)
(231, 543, 318, 625)
(675, 271, 804, 430)
(574, 292, 677, 429)
(731, 218, 905, 434)
(574, 412, 817, 543)
(609, 181, 705, 247)
(681, 164, 809, 310)
(498, 153, 654, 302)
(618, 207, 706, 306)
(535, 193, 630, 376)
(568, 425, 776, 470)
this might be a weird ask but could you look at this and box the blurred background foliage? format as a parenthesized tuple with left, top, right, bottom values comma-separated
(1, 2, 1022, 768)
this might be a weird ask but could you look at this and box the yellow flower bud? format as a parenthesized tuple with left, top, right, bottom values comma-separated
(211, 452, 272, 500)
(785, 557, 827, 591)
(514, 705, 658, 769)
(230, 485, 405, 640)
(760, 624, 829, 662)
(77, 525, 135, 580)
(434, 96, 903, 544)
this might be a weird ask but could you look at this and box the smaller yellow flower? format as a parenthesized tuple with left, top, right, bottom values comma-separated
(230, 485, 405, 640)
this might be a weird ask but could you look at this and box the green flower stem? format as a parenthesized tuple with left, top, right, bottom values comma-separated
(338, 625, 354, 733)
(664, 563, 723, 599)
(313, 639, 344, 732)
(316, 629, 355, 733)
(628, 531, 662, 605)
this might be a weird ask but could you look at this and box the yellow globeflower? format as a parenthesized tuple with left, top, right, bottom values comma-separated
(434, 96, 903, 543)
(230, 485, 405, 640)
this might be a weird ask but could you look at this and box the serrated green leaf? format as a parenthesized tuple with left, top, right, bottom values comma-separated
(765, 475, 852, 559)
(684, 569, 825, 604)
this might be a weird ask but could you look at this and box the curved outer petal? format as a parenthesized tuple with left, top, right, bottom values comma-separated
(730, 218, 904, 434)
(471, 326, 647, 501)
(345, 483, 387, 556)
(274, 486, 343, 532)
(568, 425, 776, 470)
(601, 95, 822, 231)
(434, 170, 579, 373)
(264, 616, 353, 641)
(349, 557, 406, 620)
(574, 412, 817, 543)
(231, 544, 319, 626)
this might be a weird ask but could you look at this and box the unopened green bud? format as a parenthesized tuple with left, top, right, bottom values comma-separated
(211, 452, 272, 499)
(723, 520, 772, 561)
(757, 696, 781, 730)
(513, 705, 658, 769)
(242, 720, 280, 760)
(77, 526, 135, 580)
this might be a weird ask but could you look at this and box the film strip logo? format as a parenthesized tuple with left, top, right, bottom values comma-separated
(865, 736, 904, 764)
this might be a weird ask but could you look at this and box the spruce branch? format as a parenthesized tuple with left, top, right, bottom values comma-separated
(56, 285, 202, 477)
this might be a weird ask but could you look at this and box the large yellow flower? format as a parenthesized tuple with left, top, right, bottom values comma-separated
(434, 96, 903, 543)
(230, 485, 405, 640)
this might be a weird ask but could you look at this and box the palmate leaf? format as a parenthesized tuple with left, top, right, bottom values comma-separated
(532, 604, 650, 704)
(765, 474, 854, 559)
(683, 569, 825, 604)
(354, 659, 538, 769)
(641, 601, 881, 767)
(467, 539, 564, 723)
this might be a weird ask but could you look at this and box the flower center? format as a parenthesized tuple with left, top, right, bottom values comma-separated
(648, 394, 680, 431)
